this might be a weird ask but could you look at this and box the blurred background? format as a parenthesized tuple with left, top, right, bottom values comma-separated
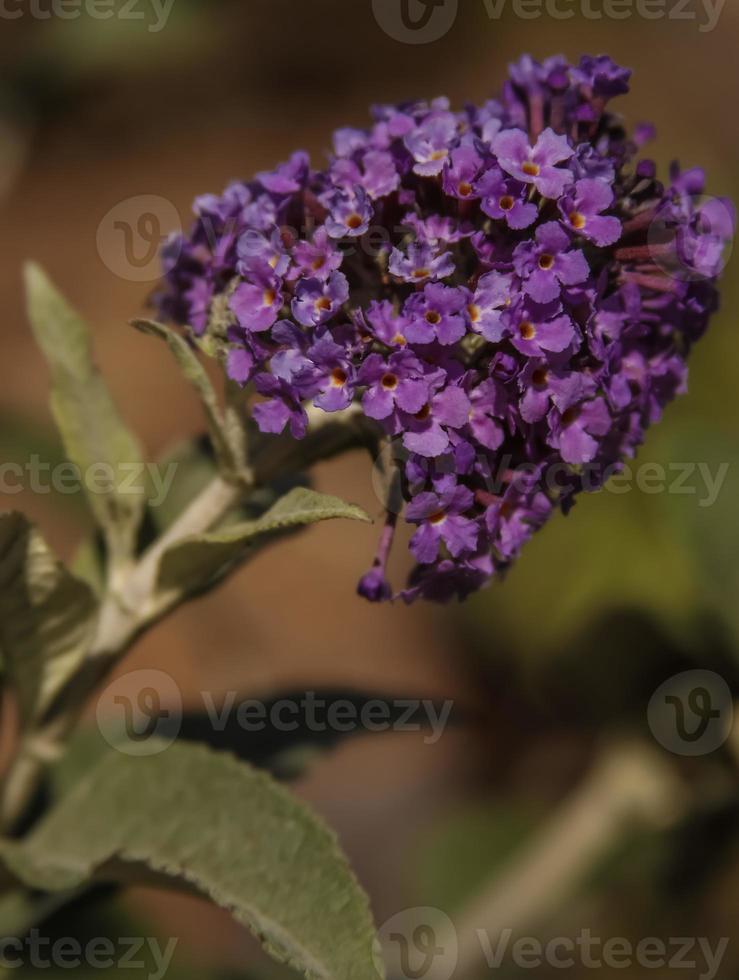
(1, 2, 738, 977)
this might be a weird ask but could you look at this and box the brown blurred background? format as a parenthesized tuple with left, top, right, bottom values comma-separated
(1, 2, 739, 978)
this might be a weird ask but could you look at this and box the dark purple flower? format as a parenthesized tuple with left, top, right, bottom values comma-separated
(404, 284, 468, 346)
(157, 53, 729, 605)
(389, 242, 455, 284)
(405, 112, 457, 177)
(358, 351, 429, 421)
(230, 264, 283, 333)
(476, 167, 538, 229)
(324, 188, 373, 239)
(257, 151, 310, 195)
(407, 485, 479, 563)
(513, 222, 590, 303)
(466, 272, 515, 342)
(253, 374, 308, 439)
(547, 397, 612, 464)
(518, 360, 596, 423)
(292, 272, 349, 327)
(402, 384, 472, 458)
(493, 127, 574, 199)
(442, 145, 484, 200)
(559, 179, 622, 246)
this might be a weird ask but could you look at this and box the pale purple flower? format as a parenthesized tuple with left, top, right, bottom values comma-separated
(513, 222, 590, 303)
(292, 272, 349, 327)
(476, 167, 538, 229)
(493, 127, 574, 199)
(559, 179, 622, 246)
(389, 243, 455, 284)
(404, 284, 468, 346)
(407, 485, 479, 564)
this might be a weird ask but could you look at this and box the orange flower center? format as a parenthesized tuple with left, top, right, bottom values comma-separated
(499, 195, 515, 211)
(561, 406, 581, 426)
(331, 368, 348, 387)
(570, 211, 587, 231)
(381, 373, 398, 390)
(519, 321, 537, 340)
(538, 253, 555, 271)
(415, 404, 431, 421)
(532, 368, 549, 387)
(428, 511, 446, 525)
(425, 310, 441, 325)
(346, 213, 363, 230)
(458, 181, 473, 197)
(522, 161, 540, 177)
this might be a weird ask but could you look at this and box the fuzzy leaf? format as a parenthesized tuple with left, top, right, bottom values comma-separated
(0, 513, 98, 724)
(132, 319, 247, 476)
(0, 741, 383, 980)
(156, 487, 371, 599)
(24, 263, 146, 565)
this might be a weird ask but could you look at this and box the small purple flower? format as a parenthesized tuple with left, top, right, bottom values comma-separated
(389, 242, 455, 284)
(237, 229, 291, 278)
(559, 179, 622, 247)
(547, 397, 612, 464)
(484, 483, 552, 561)
(518, 360, 596, 423)
(324, 187, 373, 239)
(405, 113, 458, 177)
(404, 284, 468, 346)
(493, 127, 574, 199)
(257, 151, 310, 195)
(229, 264, 283, 333)
(290, 227, 343, 281)
(358, 351, 429, 421)
(513, 222, 590, 303)
(509, 299, 578, 358)
(442, 145, 484, 200)
(291, 272, 349, 327)
(407, 485, 479, 564)
(402, 384, 472, 458)
(252, 374, 307, 439)
(574, 55, 631, 100)
(466, 379, 508, 451)
(295, 337, 355, 413)
(476, 167, 538, 229)
(466, 272, 515, 342)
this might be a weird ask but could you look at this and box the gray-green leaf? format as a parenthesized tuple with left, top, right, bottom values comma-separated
(24, 263, 146, 568)
(0, 741, 383, 980)
(156, 487, 371, 600)
(0, 513, 98, 724)
(131, 319, 247, 479)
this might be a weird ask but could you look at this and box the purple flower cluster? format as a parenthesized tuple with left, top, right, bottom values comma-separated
(156, 54, 733, 604)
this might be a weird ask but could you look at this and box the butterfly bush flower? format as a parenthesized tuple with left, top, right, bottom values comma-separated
(155, 53, 734, 604)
